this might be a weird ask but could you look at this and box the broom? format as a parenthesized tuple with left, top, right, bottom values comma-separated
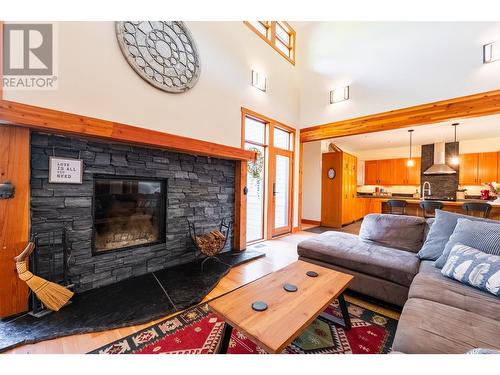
(15, 242, 74, 312)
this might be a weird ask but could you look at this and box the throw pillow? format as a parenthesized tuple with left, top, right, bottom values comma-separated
(359, 214, 426, 253)
(435, 218, 500, 268)
(441, 243, 500, 297)
(418, 209, 497, 261)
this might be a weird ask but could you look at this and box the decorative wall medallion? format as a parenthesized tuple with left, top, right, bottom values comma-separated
(116, 21, 201, 93)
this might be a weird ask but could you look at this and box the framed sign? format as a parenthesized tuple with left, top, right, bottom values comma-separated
(49, 157, 83, 184)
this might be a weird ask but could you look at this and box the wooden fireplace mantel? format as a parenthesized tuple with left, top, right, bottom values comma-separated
(0, 99, 256, 161)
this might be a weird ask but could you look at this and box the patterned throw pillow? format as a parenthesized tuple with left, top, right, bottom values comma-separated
(441, 243, 500, 297)
(434, 218, 500, 268)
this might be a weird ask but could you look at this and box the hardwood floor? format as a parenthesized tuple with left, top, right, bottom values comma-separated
(6, 228, 399, 354)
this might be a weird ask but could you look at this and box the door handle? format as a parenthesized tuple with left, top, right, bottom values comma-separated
(273, 183, 277, 196)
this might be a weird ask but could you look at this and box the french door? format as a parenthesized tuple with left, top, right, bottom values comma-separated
(242, 109, 295, 242)
(269, 149, 293, 236)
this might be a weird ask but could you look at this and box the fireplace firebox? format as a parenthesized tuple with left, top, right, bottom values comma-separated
(93, 177, 166, 254)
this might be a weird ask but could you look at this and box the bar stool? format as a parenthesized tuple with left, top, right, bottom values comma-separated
(419, 201, 443, 218)
(462, 202, 492, 218)
(386, 200, 407, 215)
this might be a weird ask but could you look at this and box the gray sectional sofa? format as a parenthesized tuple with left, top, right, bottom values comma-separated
(297, 213, 500, 354)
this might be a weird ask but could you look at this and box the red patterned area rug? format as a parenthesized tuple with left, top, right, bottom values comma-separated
(89, 299, 398, 354)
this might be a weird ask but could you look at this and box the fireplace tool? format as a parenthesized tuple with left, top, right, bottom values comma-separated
(15, 242, 74, 313)
(25, 228, 73, 317)
(187, 218, 232, 271)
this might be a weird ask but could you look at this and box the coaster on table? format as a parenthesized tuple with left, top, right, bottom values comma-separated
(283, 283, 298, 292)
(251, 301, 268, 311)
(306, 271, 319, 277)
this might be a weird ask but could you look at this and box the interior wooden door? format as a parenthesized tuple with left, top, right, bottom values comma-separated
(364, 160, 379, 185)
(478, 152, 498, 184)
(270, 149, 293, 236)
(321, 152, 342, 228)
(0, 126, 30, 318)
(459, 153, 479, 185)
(378, 159, 394, 185)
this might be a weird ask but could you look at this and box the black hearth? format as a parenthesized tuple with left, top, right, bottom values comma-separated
(93, 177, 166, 254)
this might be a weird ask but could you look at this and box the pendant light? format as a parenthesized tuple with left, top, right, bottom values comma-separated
(450, 123, 459, 165)
(407, 130, 415, 167)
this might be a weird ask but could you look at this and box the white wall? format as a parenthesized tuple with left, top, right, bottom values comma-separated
(5, 22, 299, 147)
(301, 140, 322, 221)
(4, 21, 302, 227)
(296, 22, 500, 128)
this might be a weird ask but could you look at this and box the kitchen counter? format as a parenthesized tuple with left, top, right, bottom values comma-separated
(355, 195, 500, 220)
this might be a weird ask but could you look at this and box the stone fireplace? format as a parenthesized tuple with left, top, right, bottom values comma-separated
(30, 132, 235, 292)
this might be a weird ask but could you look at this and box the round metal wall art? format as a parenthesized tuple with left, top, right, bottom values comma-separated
(116, 21, 201, 93)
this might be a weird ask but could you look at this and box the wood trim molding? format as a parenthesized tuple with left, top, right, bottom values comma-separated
(243, 21, 295, 65)
(301, 219, 321, 226)
(233, 161, 247, 251)
(0, 126, 30, 318)
(0, 99, 257, 161)
(241, 107, 295, 133)
(0, 21, 4, 100)
(300, 89, 500, 142)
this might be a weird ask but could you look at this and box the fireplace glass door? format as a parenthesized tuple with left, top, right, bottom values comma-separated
(93, 178, 166, 253)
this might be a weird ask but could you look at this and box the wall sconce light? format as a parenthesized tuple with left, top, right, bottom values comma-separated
(483, 41, 499, 64)
(252, 70, 267, 92)
(330, 86, 350, 104)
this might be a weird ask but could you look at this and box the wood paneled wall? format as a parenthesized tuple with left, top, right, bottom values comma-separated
(0, 125, 30, 318)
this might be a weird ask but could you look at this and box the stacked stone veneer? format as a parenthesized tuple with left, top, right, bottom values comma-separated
(30, 132, 235, 292)
(420, 142, 459, 198)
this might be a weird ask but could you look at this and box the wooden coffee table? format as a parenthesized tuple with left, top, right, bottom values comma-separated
(208, 260, 353, 354)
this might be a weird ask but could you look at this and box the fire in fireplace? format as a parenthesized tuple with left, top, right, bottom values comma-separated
(93, 177, 166, 254)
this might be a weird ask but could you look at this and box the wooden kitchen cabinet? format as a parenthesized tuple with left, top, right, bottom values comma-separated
(364, 160, 379, 185)
(406, 158, 421, 185)
(459, 153, 478, 184)
(364, 157, 421, 185)
(459, 152, 498, 185)
(478, 152, 498, 184)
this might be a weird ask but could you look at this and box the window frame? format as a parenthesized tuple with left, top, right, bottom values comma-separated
(244, 21, 296, 65)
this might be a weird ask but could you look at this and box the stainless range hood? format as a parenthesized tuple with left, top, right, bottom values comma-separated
(423, 142, 457, 175)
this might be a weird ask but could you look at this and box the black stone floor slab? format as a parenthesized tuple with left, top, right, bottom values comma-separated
(0, 250, 264, 352)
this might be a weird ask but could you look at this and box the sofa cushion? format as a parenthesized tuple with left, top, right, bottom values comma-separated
(409, 260, 500, 321)
(418, 209, 498, 261)
(440, 243, 500, 297)
(359, 214, 426, 253)
(392, 298, 500, 354)
(297, 231, 420, 287)
(434, 218, 500, 268)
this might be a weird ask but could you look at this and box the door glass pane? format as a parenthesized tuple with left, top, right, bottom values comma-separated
(274, 155, 290, 229)
(245, 116, 266, 144)
(274, 128, 290, 150)
(245, 143, 265, 242)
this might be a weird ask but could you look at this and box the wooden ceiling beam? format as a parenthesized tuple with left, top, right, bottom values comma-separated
(300, 89, 500, 142)
(0, 99, 256, 161)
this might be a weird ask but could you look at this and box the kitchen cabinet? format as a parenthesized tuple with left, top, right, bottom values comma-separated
(478, 152, 498, 184)
(459, 152, 498, 185)
(378, 159, 394, 185)
(321, 151, 358, 228)
(363, 158, 421, 185)
(357, 198, 382, 219)
(364, 160, 379, 185)
(406, 158, 421, 185)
